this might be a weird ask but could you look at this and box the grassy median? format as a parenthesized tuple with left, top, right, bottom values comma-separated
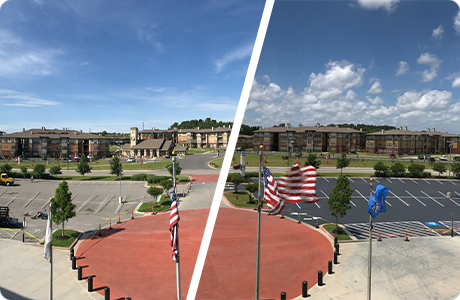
(138, 195, 173, 212)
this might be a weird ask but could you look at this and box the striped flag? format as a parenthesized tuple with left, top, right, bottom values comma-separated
(277, 165, 319, 203)
(44, 209, 52, 260)
(263, 166, 284, 215)
(169, 188, 180, 261)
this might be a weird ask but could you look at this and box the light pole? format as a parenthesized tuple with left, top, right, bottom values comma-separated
(117, 141, 122, 204)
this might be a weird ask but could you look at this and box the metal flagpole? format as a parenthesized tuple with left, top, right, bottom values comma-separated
(255, 146, 263, 300)
(367, 178, 373, 300)
(49, 201, 53, 300)
(173, 155, 181, 300)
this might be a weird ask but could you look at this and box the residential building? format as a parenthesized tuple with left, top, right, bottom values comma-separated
(176, 126, 232, 149)
(236, 134, 253, 149)
(0, 127, 110, 158)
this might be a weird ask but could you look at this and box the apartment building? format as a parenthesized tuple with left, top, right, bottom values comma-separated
(0, 127, 110, 159)
(176, 126, 232, 149)
(252, 123, 365, 153)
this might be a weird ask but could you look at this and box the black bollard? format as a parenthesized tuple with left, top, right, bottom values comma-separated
(302, 281, 308, 298)
(328, 260, 333, 274)
(77, 266, 82, 280)
(334, 236, 338, 246)
(334, 250, 338, 264)
(452, 228, 454, 237)
(126, 298, 131, 300)
(70, 248, 74, 261)
(88, 275, 93, 292)
(318, 270, 323, 286)
(335, 243, 340, 255)
(72, 256, 76, 270)
(104, 287, 110, 300)
(280, 291, 286, 300)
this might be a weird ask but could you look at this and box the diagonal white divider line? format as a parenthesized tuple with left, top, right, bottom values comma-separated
(388, 190, 409, 206)
(186, 2, 275, 299)
(438, 191, 460, 207)
(295, 203, 301, 209)
(323, 177, 329, 183)
(420, 190, 444, 207)
(451, 181, 457, 185)
(386, 178, 392, 183)
(423, 179, 430, 185)
(361, 177, 367, 183)
(436, 180, 443, 185)
(411, 179, 417, 184)
(348, 178, 354, 183)
(399, 178, 405, 184)
(355, 190, 369, 203)
(405, 190, 426, 207)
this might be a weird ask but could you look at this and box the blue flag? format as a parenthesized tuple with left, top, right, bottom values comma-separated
(367, 183, 389, 219)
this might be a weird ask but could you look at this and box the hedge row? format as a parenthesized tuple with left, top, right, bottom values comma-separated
(131, 173, 168, 183)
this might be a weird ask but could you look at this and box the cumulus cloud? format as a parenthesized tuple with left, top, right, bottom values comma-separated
(0, 89, 59, 107)
(214, 43, 253, 73)
(432, 25, 444, 40)
(367, 78, 382, 94)
(356, 0, 400, 11)
(0, 0, 9, 11)
(396, 61, 409, 76)
(453, 77, 460, 88)
(455, 10, 460, 35)
(417, 52, 442, 82)
(366, 95, 383, 105)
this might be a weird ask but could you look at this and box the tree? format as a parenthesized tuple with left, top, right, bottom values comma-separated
(76, 155, 92, 179)
(51, 181, 76, 237)
(452, 162, 460, 178)
(227, 173, 245, 193)
(33, 164, 46, 178)
(147, 186, 164, 204)
(304, 153, 321, 169)
(390, 162, 406, 177)
(49, 165, 62, 175)
(407, 163, 425, 178)
(110, 156, 123, 179)
(160, 179, 173, 196)
(167, 162, 182, 177)
(20, 166, 27, 178)
(245, 182, 259, 203)
(336, 153, 351, 174)
(0, 163, 12, 174)
(373, 162, 389, 177)
(432, 162, 447, 177)
(328, 175, 353, 233)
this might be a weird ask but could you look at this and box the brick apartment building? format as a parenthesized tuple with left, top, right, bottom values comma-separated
(0, 127, 110, 159)
(176, 126, 232, 149)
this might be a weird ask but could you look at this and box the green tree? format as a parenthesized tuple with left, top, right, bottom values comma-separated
(167, 162, 182, 177)
(160, 179, 173, 196)
(245, 182, 259, 203)
(452, 162, 460, 178)
(33, 164, 46, 178)
(49, 165, 62, 175)
(227, 173, 245, 193)
(147, 186, 164, 204)
(20, 166, 27, 178)
(432, 162, 447, 177)
(51, 181, 76, 237)
(0, 163, 12, 175)
(110, 156, 123, 179)
(336, 153, 351, 174)
(327, 175, 353, 233)
(407, 163, 425, 178)
(373, 162, 389, 177)
(390, 162, 406, 177)
(304, 153, 321, 169)
(76, 155, 92, 179)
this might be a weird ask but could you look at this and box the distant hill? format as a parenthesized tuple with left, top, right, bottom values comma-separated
(326, 123, 397, 133)
(169, 118, 232, 130)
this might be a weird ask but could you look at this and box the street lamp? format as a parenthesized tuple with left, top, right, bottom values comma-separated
(117, 141, 122, 204)
(448, 142, 453, 182)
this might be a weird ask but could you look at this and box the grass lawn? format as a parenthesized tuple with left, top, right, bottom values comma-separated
(51, 229, 80, 248)
(53, 175, 132, 181)
(186, 148, 211, 154)
(223, 191, 266, 208)
(138, 195, 172, 212)
(323, 224, 352, 241)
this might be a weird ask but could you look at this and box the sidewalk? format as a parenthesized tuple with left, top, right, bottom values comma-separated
(0, 239, 96, 300)
(296, 237, 460, 300)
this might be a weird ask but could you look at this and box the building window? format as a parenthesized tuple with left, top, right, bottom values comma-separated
(330, 140, 336, 145)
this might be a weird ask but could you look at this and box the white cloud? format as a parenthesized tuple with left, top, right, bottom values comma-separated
(396, 61, 409, 76)
(136, 25, 164, 52)
(366, 95, 383, 105)
(80, 61, 89, 66)
(432, 25, 444, 40)
(0, 0, 9, 11)
(454, 10, 460, 35)
(453, 77, 460, 88)
(356, 0, 400, 11)
(0, 89, 60, 107)
(367, 78, 382, 94)
(417, 52, 442, 82)
(214, 43, 253, 73)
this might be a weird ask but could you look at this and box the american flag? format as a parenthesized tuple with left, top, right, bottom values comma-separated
(169, 188, 180, 261)
(277, 165, 319, 203)
(263, 166, 284, 215)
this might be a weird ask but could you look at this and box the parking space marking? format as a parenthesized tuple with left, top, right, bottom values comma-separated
(405, 190, 426, 207)
(399, 178, 405, 184)
(0, 190, 6, 198)
(411, 179, 417, 184)
(345, 221, 440, 240)
(92, 181, 96, 186)
(96, 195, 114, 213)
(423, 179, 430, 185)
(437, 191, 460, 207)
(436, 180, 443, 185)
(388, 190, 409, 206)
(314, 202, 320, 209)
(355, 190, 369, 203)
(348, 178, 354, 183)
(420, 190, 444, 207)
(450, 181, 457, 186)
(386, 178, 392, 184)
(373, 178, 379, 183)
(8, 191, 23, 206)
(323, 178, 329, 183)
(129, 182, 133, 187)
(439, 221, 460, 235)
(23, 192, 40, 208)
(79, 182, 83, 186)
(456, 191, 460, 198)
(295, 203, 301, 209)
(78, 194, 97, 212)
(361, 178, 367, 183)
(103, 182, 107, 186)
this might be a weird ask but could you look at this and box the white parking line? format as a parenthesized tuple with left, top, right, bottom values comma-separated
(96, 195, 114, 213)
(8, 191, 22, 206)
(456, 191, 460, 198)
(438, 191, 460, 207)
(129, 182, 133, 187)
(348, 178, 354, 183)
(451, 181, 457, 186)
(323, 178, 329, 183)
(103, 182, 107, 186)
(398, 178, 404, 184)
(361, 178, 367, 183)
(0, 190, 6, 198)
(386, 178, 392, 184)
(420, 190, 444, 207)
(295, 203, 301, 209)
(411, 179, 417, 184)
(355, 190, 369, 203)
(92, 181, 96, 186)
(315, 202, 320, 209)
(374, 178, 380, 183)
(436, 180, 443, 185)
(405, 190, 426, 207)
(320, 190, 328, 199)
(78, 194, 95, 212)
(388, 190, 409, 206)
(423, 179, 430, 185)
(79, 181, 83, 186)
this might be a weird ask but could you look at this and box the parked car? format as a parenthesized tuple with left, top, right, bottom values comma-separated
(439, 155, 447, 161)
(87, 155, 94, 160)
(425, 154, 431, 159)
(454, 156, 460, 162)
(389, 153, 396, 158)
(233, 164, 241, 169)
(418, 155, 424, 160)
(429, 157, 435, 162)
(236, 147, 243, 152)
(67, 158, 73, 162)
(127, 157, 136, 162)
(73, 157, 80, 162)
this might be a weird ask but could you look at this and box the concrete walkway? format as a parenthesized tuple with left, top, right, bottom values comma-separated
(0, 239, 98, 300)
(297, 237, 460, 300)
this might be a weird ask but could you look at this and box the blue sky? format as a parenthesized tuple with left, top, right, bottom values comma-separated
(245, 0, 460, 134)
(0, 0, 264, 133)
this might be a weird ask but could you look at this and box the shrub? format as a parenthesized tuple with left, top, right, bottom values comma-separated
(0, 163, 12, 175)
(132, 173, 148, 181)
(407, 163, 425, 178)
(390, 162, 406, 177)
(49, 165, 62, 175)
(147, 174, 168, 184)
(373, 162, 389, 177)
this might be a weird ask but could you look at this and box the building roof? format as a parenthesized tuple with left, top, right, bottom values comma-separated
(238, 134, 253, 139)
(173, 146, 187, 152)
(254, 125, 362, 134)
(131, 139, 165, 149)
(1, 128, 110, 139)
(367, 129, 459, 137)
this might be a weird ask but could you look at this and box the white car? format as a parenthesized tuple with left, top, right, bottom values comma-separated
(127, 157, 136, 162)
(439, 155, 447, 161)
